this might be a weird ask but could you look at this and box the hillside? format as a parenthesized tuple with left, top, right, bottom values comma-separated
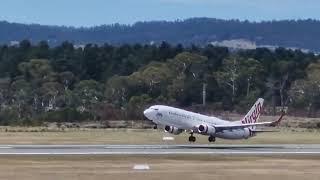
(0, 18, 320, 52)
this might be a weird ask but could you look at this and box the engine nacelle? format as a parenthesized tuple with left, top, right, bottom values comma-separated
(164, 125, 183, 135)
(243, 128, 253, 139)
(198, 124, 216, 135)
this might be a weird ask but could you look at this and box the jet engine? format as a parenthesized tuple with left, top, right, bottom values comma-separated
(164, 125, 184, 135)
(198, 124, 216, 135)
(243, 128, 252, 139)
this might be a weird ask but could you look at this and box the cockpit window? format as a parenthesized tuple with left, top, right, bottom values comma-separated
(151, 108, 159, 111)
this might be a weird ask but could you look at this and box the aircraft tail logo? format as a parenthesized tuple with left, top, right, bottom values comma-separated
(241, 98, 264, 125)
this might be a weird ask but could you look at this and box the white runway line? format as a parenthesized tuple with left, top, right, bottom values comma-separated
(0, 144, 319, 155)
(0, 147, 12, 149)
(0, 151, 319, 155)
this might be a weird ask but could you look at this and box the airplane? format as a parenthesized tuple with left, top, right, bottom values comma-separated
(143, 98, 285, 142)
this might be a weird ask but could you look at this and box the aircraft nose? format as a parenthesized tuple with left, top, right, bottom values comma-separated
(143, 108, 153, 119)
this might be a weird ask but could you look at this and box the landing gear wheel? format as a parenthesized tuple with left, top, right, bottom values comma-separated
(153, 125, 157, 129)
(208, 136, 216, 142)
(189, 135, 196, 142)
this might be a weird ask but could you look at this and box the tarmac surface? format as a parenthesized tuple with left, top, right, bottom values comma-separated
(0, 144, 319, 155)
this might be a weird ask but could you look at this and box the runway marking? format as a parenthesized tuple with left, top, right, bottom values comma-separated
(0, 151, 319, 155)
(0, 144, 318, 155)
(0, 147, 12, 149)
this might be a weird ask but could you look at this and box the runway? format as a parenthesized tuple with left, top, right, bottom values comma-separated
(0, 144, 319, 155)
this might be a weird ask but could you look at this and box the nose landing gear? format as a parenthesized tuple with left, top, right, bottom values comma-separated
(188, 132, 196, 142)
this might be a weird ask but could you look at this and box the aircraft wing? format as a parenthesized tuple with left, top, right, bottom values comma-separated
(214, 111, 285, 131)
(251, 129, 280, 133)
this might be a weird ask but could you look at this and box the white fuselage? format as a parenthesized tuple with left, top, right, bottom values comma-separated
(144, 105, 252, 140)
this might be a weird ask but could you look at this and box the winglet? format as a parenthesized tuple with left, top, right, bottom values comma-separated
(270, 111, 285, 127)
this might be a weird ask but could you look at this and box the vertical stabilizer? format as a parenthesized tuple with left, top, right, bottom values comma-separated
(240, 98, 264, 126)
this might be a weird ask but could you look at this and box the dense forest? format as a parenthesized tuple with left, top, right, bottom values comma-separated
(0, 40, 319, 125)
(1, 18, 320, 51)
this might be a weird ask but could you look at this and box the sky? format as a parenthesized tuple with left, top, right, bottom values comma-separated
(0, 0, 319, 27)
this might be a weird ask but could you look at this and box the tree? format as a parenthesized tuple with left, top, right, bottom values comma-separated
(215, 55, 241, 103)
(58, 71, 76, 90)
(74, 80, 104, 116)
(0, 41, 317, 123)
(167, 52, 208, 106)
(105, 75, 132, 107)
(127, 94, 152, 119)
(136, 62, 174, 98)
(38, 82, 65, 111)
(10, 79, 33, 118)
(30, 41, 50, 59)
(18, 59, 55, 83)
(0, 77, 10, 110)
(238, 58, 264, 97)
(288, 62, 320, 116)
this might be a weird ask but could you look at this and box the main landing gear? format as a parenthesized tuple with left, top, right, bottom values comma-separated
(208, 136, 216, 142)
(188, 133, 215, 143)
(188, 133, 196, 142)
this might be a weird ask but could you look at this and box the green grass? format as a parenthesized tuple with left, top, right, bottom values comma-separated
(0, 129, 318, 144)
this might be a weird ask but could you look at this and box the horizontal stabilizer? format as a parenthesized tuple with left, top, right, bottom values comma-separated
(214, 111, 285, 131)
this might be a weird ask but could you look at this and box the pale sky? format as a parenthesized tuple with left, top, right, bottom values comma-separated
(0, 0, 318, 27)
